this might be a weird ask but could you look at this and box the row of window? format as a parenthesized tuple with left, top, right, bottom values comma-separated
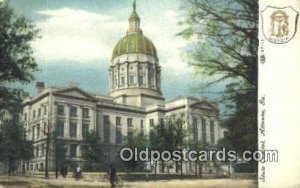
(192, 118, 216, 144)
(103, 115, 145, 144)
(56, 121, 89, 138)
(32, 123, 48, 140)
(118, 75, 145, 85)
(34, 144, 45, 158)
(24, 105, 47, 121)
(34, 143, 79, 158)
(57, 105, 90, 118)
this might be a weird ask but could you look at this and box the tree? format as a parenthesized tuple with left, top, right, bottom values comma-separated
(0, 0, 39, 110)
(0, 1, 39, 84)
(149, 123, 166, 178)
(122, 131, 148, 172)
(54, 136, 67, 178)
(0, 98, 33, 174)
(178, 0, 258, 167)
(188, 139, 208, 178)
(149, 118, 188, 178)
(81, 131, 103, 171)
(0, 1, 38, 174)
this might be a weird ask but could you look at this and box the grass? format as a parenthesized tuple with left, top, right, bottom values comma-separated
(0, 175, 257, 188)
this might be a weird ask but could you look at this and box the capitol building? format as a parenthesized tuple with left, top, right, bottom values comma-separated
(21, 2, 222, 173)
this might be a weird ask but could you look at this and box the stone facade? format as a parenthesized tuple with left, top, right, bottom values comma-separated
(20, 3, 223, 173)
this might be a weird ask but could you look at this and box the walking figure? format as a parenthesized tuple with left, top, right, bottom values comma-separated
(75, 165, 82, 180)
(108, 164, 117, 187)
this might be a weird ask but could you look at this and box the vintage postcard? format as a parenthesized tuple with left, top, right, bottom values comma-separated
(0, 0, 299, 187)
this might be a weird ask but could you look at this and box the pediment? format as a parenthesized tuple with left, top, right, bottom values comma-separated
(54, 87, 95, 100)
(190, 101, 218, 112)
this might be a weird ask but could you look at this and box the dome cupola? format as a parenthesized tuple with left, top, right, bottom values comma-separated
(108, 0, 164, 107)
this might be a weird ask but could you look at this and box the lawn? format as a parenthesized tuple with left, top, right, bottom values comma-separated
(0, 175, 257, 188)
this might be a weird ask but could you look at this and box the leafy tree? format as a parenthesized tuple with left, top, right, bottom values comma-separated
(0, 0, 39, 110)
(149, 123, 166, 178)
(81, 130, 103, 171)
(54, 137, 67, 178)
(188, 139, 208, 178)
(122, 131, 148, 172)
(0, 1, 38, 174)
(0, 1, 39, 84)
(0, 106, 33, 174)
(178, 0, 258, 167)
(149, 118, 188, 178)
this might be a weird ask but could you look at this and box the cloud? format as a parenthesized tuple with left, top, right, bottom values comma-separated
(31, 6, 190, 75)
(142, 9, 190, 73)
(32, 8, 126, 63)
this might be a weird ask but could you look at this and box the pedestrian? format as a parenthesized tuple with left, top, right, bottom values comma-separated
(61, 165, 68, 178)
(75, 165, 81, 180)
(108, 164, 117, 188)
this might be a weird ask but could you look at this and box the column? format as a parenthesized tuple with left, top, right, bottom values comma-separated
(146, 64, 149, 88)
(206, 118, 211, 144)
(78, 107, 82, 140)
(197, 117, 201, 141)
(137, 62, 140, 87)
(117, 64, 120, 88)
(65, 105, 70, 138)
(126, 62, 129, 87)
(110, 115, 116, 144)
(90, 107, 95, 132)
(153, 64, 157, 89)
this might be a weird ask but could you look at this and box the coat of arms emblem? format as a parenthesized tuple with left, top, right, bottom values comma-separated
(261, 6, 299, 44)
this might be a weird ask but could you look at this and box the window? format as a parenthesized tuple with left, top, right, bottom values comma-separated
(33, 110, 36, 119)
(140, 120, 144, 136)
(104, 115, 110, 143)
(82, 123, 89, 138)
(129, 75, 134, 84)
(201, 118, 206, 143)
(138, 75, 144, 85)
(32, 126, 35, 140)
(43, 122, 47, 135)
(41, 144, 45, 156)
(44, 105, 47, 115)
(82, 108, 89, 118)
(127, 118, 133, 127)
(159, 118, 164, 125)
(121, 76, 125, 85)
(70, 123, 77, 137)
(210, 120, 215, 144)
(81, 145, 89, 154)
(36, 145, 39, 157)
(56, 120, 64, 137)
(116, 117, 121, 126)
(57, 105, 64, 115)
(127, 131, 133, 140)
(37, 124, 40, 138)
(38, 108, 41, 117)
(104, 115, 110, 124)
(193, 118, 198, 141)
(149, 119, 154, 127)
(24, 113, 27, 121)
(116, 128, 122, 144)
(70, 106, 77, 117)
(70, 144, 77, 157)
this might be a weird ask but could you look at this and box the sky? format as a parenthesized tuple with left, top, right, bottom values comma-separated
(9, 0, 225, 102)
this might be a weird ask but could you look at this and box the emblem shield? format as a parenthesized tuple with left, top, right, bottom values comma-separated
(261, 6, 299, 44)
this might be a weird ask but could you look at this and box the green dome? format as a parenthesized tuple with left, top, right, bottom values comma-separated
(112, 33, 157, 60)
